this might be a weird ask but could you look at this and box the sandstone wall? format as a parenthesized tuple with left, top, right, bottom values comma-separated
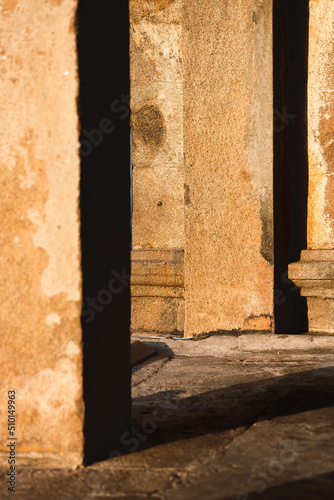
(130, 0, 274, 335)
(0, 0, 83, 465)
(308, 0, 334, 249)
(130, 0, 185, 333)
(183, 0, 274, 334)
(288, 1, 334, 335)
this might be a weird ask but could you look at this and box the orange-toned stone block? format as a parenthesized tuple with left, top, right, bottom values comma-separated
(0, 0, 83, 466)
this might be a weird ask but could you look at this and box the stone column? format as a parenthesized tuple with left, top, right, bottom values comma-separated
(0, 1, 83, 465)
(289, 1, 334, 334)
(130, 0, 185, 333)
(183, 1, 274, 335)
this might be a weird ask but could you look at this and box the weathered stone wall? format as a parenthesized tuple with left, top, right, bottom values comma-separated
(183, 0, 274, 334)
(130, 0, 185, 332)
(308, 0, 334, 249)
(130, 0, 274, 335)
(130, 0, 184, 249)
(289, 1, 334, 334)
(0, 0, 83, 464)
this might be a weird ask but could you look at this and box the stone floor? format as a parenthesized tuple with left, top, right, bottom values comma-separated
(2, 347, 334, 499)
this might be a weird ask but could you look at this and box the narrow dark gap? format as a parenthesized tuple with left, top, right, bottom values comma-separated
(273, 0, 309, 334)
(76, 1, 131, 465)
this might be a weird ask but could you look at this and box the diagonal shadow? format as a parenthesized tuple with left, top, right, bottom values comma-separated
(129, 364, 334, 451)
(225, 470, 334, 500)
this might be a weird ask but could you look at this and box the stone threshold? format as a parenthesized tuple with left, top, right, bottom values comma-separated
(131, 332, 334, 357)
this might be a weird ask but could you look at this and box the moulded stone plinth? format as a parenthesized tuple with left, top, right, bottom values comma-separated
(289, 2, 334, 335)
(131, 249, 184, 332)
(307, 297, 334, 334)
(289, 250, 334, 334)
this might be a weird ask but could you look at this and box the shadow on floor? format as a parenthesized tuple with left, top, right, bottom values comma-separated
(225, 470, 334, 500)
(129, 364, 334, 452)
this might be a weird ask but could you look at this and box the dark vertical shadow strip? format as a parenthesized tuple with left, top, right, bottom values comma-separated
(76, 1, 131, 464)
(273, 0, 309, 333)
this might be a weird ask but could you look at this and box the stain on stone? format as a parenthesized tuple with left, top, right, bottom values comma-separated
(309, 32, 334, 244)
(2, 0, 18, 12)
(251, 2, 269, 27)
(159, 297, 178, 331)
(153, 0, 175, 10)
(184, 184, 190, 205)
(75, 397, 85, 421)
(252, 12, 259, 24)
(130, 0, 179, 24)
(132, 0, 175, 13)
(132, 105, 165, 148)
(319, 109, 334, 171)
(0, 135, 82, 377)
(319, 96, 334, 243)
(69, 12, 77, 34)
(130, 33, 158, 80)
(244, 314, 274, 331)
(260, 198, 274, 265)
(48, 0, 65, 6)
(240, 168, 251, 182)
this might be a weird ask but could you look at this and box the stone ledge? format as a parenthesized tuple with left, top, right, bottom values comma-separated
(301, 249, 334, 261)
(131, 249, 184, 287)
(289, 260, 334, 280)
(291, 280, 334, 299)
(131, 285, 184, 297)
(131, 249, 184, 262)
(132, 333, 334, 357)
(131, 249, 185, 332)
(289, 249, 334, 333)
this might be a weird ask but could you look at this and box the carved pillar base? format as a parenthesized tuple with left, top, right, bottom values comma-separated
(131, 250, 184, 333)
(289, 250, 334, 334)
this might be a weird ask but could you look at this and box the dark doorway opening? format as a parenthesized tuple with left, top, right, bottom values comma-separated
(273, 0, 309, 334)
(76, 1, 131, 465)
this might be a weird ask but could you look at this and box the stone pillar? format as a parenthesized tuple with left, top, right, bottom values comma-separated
(130, 0, 185, 333)
(289, 1, 334, 334)
(183, 1, 274, 335)
(0, 1, 83, 465)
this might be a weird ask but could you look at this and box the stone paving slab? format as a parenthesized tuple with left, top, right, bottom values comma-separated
(132, 332, 334, 356)
(1, 352, 334, 499)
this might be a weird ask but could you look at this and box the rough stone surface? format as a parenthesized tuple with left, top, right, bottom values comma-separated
(0, 1, 83, 464)
(289, 250, 334, 333)
(2, 352, 334, 499)
(307, 297, 334, 334)
(130, 0, 182, 84)
(131, 250, 184, 332)
(132, 166, 184, 249)
(183, 0, 274, 335)
(289, 261, 334, 280)
(288, 3, 334, 334)
(130, 1, 276, 335)
(308, 0, 334, 249)
(130, 0, 184, 244)
(131, 296, 182, 332)
(131, 82, 183, 171)
(131, 250, 184, 287)
(130, 0, 185, 332)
